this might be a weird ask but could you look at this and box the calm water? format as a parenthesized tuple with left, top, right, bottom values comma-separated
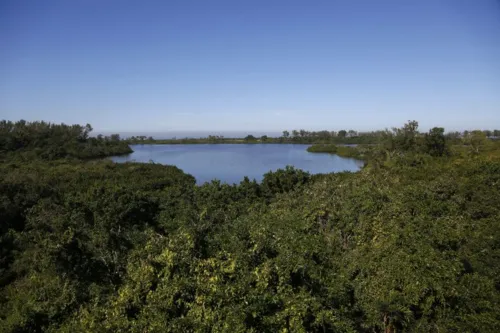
(111, 144, 363, 184)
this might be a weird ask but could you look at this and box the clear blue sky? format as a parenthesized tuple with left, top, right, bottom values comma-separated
(1, 0, 499, 132)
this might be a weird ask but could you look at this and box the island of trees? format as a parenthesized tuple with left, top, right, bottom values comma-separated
(1, 119, 500, 332)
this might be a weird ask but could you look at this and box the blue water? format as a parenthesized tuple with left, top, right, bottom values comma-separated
(111, 144, 363, 184)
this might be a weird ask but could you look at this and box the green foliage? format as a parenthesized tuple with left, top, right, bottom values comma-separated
(1, 120, 500, 332)
(261, 166, 311, 198)
(463, 130, 493, 155)
(307, 144, 339, 154)
(381, 120, 420, 153)
(307, 144, 372, 161)
(244, 134, 257, 142)
(123, 125, 498, 148)
(0, 120, 132, 160)
(424, 127, 448, 156)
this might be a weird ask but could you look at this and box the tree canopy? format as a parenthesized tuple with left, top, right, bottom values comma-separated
(0, 120, 131, 160)
(1, 120, 500, 332)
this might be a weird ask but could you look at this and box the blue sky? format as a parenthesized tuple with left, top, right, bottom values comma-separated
(1, 0, 499, 132)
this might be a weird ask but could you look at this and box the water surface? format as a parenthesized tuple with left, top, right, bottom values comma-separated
(111, 144, 363, 184)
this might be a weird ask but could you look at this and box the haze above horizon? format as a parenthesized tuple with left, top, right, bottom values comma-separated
(1, 0, 499, 132)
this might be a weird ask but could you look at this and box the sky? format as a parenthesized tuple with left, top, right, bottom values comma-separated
(1, 0, 499, 133)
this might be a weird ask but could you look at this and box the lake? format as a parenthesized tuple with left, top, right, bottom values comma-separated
(111, 144, 363, 184)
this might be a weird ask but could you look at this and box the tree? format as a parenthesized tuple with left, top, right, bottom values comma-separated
(260, 135, 268, 142)
(282, 130, 290, 139)
(0, 120, 131, 159)
(317, 130, 330, 140)
(261, 166, 310, 197)
(445, 131, 462, 141)
(385, 120, 420, 153)
(81, 123, 93, 140)
(425, 127, 448, 156)
(464, 130, 492, 154)
(244, 134, 256, 142)
(338, 130, 347, 138)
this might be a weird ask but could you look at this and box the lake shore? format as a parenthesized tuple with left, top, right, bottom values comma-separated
(111, 143, 363, 184)
(307, 143, 372, 161)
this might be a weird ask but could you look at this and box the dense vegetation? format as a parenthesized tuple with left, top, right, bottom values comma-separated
(0, 120, 132, 160)
(306, 123, 458, 161)
(307, 144, 371, 160)
(1, 120, 500, 332)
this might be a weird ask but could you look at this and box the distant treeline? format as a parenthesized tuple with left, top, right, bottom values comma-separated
(126, 128, 500, 145)
(0, 120, 132, 160)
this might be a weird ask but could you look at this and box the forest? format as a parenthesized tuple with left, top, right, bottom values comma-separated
(0, 120, 132, 160)
(1, 120, 500, 332)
